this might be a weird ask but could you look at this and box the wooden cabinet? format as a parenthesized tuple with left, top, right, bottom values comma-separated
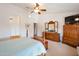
(63, 24, 79, 47)
(42, 32, 60, 42)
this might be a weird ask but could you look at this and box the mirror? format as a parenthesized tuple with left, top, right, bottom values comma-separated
(48, 21, 55, 32)
(45, 21, 58, 32)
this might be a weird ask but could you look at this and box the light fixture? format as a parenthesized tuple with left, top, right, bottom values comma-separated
(75, 18, 79, 21)
(34, 9, 39, 13)
(35, 7, 39, 10)
(34, 7, 39, 13)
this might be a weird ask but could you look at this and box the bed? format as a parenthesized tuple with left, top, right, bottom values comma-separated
(0, 37, 46, 56)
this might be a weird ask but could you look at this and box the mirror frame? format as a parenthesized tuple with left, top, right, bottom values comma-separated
(48, 21, 55, 32)
(45, 21, 58, 32)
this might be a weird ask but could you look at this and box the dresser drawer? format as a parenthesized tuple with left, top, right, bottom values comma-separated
(43, 32, 60, 42)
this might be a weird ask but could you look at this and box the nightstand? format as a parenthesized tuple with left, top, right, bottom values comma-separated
(33, 36, 48, 50)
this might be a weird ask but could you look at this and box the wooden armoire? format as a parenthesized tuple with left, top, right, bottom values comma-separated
(63, 24, 79, 47)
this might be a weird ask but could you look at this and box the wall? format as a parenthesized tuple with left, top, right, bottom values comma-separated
(0, 4, 29, 38)
(27, 12, 79, 40)
(0, 4, 79, 40)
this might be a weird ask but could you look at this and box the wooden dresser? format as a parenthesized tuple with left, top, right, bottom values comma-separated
(42, 32, 60, 42)
(63, 24, 79, 47)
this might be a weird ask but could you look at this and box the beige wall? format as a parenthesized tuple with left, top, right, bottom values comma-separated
(0, 4, 79, 39)
(27, 12, 79, 38)
(0, 4, 28, 38)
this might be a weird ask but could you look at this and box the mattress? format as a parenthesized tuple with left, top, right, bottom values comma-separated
(0, 38, 46, 56)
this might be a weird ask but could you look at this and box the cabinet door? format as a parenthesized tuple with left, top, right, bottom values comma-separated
(63, 24, 78, 47)
(76, 25, 79, 46)
(63, 25, 70, 39)
(69, 25, 77, 39)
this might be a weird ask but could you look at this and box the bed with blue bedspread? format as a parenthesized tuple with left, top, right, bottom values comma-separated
(0, 38, 46, 56)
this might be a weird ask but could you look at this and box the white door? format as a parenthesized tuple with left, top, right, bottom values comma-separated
(9, 16, 20, 36)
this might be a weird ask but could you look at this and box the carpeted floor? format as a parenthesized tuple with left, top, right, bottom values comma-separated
(46, 40, 78, 56)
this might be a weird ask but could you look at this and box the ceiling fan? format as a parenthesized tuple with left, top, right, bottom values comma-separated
(26, 3, 46, 14)
(33, 3, 46, 14)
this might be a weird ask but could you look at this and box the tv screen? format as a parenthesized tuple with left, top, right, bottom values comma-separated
(65, 15, 79, 24)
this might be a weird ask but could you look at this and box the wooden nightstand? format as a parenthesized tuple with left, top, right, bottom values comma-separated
(33, 36, 48, 50)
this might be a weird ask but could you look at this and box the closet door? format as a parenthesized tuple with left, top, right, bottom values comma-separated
(9, 16, 20, 36)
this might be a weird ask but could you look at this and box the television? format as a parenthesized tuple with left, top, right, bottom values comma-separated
(65, 14, 79, 24)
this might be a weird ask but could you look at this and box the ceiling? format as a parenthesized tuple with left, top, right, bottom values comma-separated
(13, 3, 79, 14)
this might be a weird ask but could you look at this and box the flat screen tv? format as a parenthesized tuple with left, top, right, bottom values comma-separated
(65, 14, 79, 24)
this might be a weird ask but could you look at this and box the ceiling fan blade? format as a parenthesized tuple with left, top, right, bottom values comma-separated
(36, 3, 39, 7)
(40, 9, 46, 11)
(38, 12, 41, 14)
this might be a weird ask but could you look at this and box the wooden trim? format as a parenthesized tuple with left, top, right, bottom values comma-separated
(10, 35, 21, 39)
